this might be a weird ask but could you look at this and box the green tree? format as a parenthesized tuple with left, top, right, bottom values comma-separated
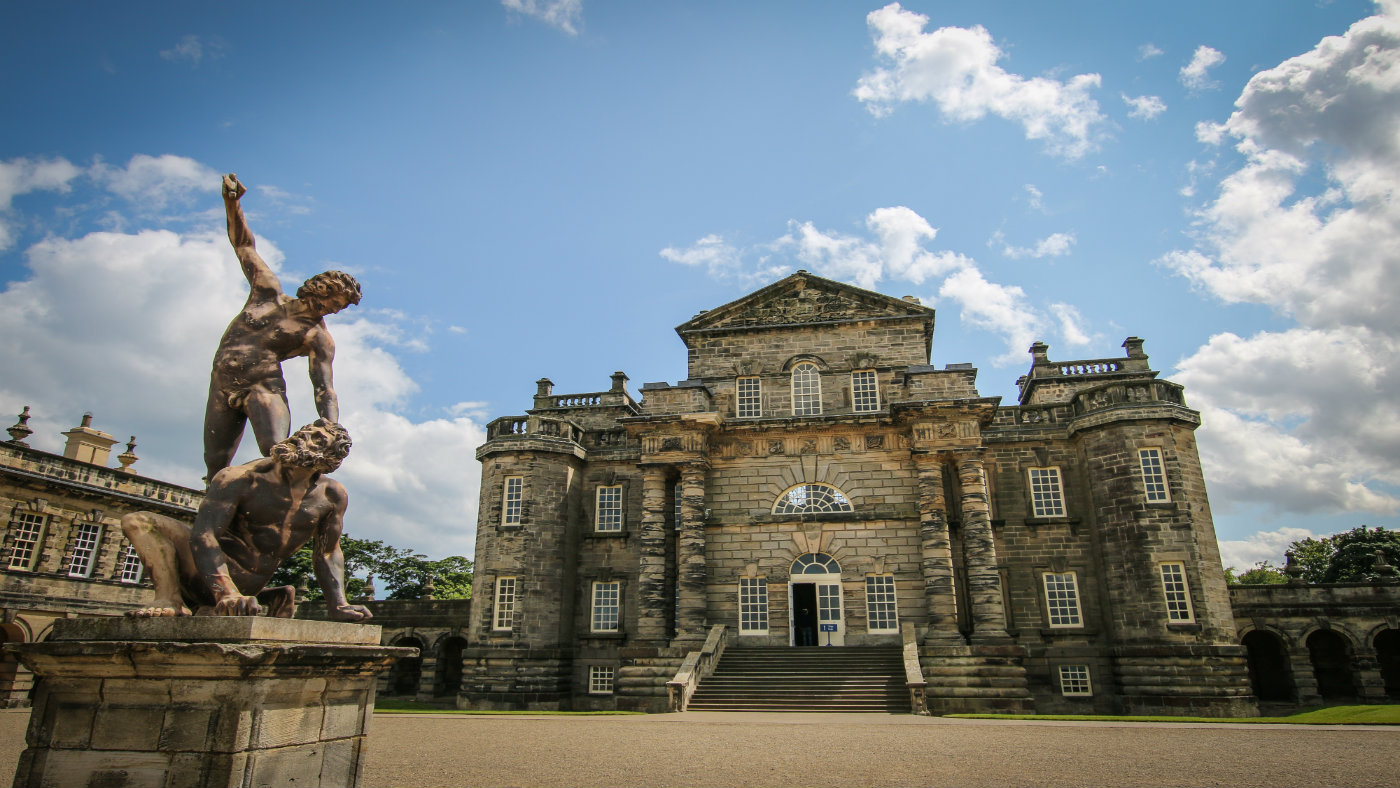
(266, 536, 465, 601)
(1232, 561, 1287, 585)
(1320, 526, 1400, 583)
(1285, 535, 1337, 584)
(378, 555, 473, 600)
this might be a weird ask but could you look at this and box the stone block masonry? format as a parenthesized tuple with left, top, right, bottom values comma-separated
(8, 617, 413, 788)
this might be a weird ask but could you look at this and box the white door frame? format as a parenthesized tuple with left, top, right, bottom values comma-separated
(788, 572, 844, 646)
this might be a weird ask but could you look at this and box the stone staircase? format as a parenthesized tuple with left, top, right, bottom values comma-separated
(685, 646, 910, 712)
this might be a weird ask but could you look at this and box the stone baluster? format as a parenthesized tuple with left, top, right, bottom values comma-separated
(955, 452, 1010, 641)
(673, 462, 709, 644)
(915, 453, 961, 644)
(636, 465, 670, 642)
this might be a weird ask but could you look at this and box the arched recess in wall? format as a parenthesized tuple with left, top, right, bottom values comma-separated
(434, 635, 468, 698)
(1374, 628, 1400, 700)
(386, 635, 425, 697)
(1241, 629, 1295, 702)
(1306, 629, 1358, 700)
(772, 483, 853, 515)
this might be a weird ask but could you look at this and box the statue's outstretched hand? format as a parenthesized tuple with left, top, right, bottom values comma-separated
(222, 173, 246, 201)
(329, 603, 373, 623)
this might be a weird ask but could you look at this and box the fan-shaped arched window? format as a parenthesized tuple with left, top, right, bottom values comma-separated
(790, 553, 841, 575)
(791, 362, 822, 416)
(773, 483, 853, 514)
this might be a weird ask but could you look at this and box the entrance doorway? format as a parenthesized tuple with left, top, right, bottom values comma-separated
(789, 553, 844, 646)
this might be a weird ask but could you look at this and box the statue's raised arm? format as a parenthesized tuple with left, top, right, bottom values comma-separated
(222, 173, 282, 302)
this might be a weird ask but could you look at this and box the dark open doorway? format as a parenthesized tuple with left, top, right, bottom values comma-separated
(792, 583, 818, 647)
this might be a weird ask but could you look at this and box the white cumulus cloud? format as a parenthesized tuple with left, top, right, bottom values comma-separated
(1161, 7, 1400, 534)
(1218, 526, 1319, 571)
(159, 35, 226, 66)
(1000, 231, 1076, 260)
(854, 2, 1106, 159)
(501, 0, 582, 36)
(0, 156, 484, 558)
(1180, 45, 1226, 91)
(93, 154, 221, 212)
(1122, 93, 1167, 120)
(665, 205, 1057, 364)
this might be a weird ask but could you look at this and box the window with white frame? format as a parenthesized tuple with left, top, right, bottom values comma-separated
(791, 362, 822, 416)
(772, 483, 853, 515)
(589, 665, 614, 694)
(865, 575, 898, 633)
(1139, 448, 1170, 502)
(1042, 572, 1083, 627)
(502, 476, 523, 526)
(1159, 562, 1194, 622)
(595, 485, 623, 532)
(493, 577, 517, 631)
(8, 512, 47, 571)
(591, 581, 621, 633)
(1058, 664, 1093, 696)
(1028, 467, 1066, 518)
(736, 376, 761, 418)
(67, 523, 102, 578)
(117, 543, 144, 584)
(738, 577, 769, 633)
(851, 370, 879, 413)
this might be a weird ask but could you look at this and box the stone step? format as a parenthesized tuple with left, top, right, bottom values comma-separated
(688, 645, 909, 713)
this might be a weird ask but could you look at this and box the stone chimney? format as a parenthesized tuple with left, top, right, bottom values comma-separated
(61, 412, 118, 466)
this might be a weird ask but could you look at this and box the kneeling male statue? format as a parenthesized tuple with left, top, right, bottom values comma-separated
(122, 420, 372, 622)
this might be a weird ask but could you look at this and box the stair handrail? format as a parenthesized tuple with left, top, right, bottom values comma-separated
(666, 624, 727, 712)
(902, 621, 929, 715)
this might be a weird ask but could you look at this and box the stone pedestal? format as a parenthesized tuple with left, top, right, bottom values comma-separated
(7, 617, 414, 788)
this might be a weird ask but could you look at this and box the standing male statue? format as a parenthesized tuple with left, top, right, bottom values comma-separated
(205, 173, 362, 480)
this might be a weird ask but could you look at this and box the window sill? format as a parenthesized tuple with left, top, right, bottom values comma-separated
(586, 531, 630, 539)
(498, 524, 524, 532)
(1039, 627, 1098, 638)
(582, 632, 626, 640)
(1166, 621, 1201, 632)
(1145, 501, 1177, 510)
(1024, 516, 1080, 527)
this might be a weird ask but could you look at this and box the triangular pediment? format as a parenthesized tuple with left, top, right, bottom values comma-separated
(676, 271, 933, 334)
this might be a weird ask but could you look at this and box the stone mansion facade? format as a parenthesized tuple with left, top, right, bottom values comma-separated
(462, 271, 1263, 715)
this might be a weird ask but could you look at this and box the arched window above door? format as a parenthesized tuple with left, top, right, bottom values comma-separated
(790, 552, 841, 575)
(773, 483, 852, 514)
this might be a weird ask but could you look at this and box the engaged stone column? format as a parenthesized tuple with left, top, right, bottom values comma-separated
(9, 617, 412, 788)
(636, 465, 671, 642)
(915, 453, 961, 644)
(673, 463, 709, 644)
(955, 452, 1009, 642)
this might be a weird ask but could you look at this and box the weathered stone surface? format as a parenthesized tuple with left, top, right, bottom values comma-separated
(7, 626, 412, 788)
(50, 615, 381, 645)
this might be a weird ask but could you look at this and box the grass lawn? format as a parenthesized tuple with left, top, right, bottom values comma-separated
(373, 698, 641, 715)
(948, 704, 1400, 725)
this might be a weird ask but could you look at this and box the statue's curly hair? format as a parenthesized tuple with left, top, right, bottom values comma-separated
(296, 270, 362, 306)
(274, 419, 353, 473)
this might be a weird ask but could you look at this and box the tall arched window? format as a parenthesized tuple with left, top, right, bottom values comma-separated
(791, 362, 822, 416)
(773, 483, 853, 514)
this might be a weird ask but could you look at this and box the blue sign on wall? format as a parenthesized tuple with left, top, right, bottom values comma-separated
(820, 624, 838, 632)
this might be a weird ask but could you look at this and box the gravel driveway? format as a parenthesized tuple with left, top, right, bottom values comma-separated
(2, 709, 1396, 787)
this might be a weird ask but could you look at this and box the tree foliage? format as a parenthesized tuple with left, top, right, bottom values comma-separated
(1318, 526, 1400, 583)
(1226, 526, 1400, 586)
(1224, 561, 1287, 585)
(268, 535, 472, 602)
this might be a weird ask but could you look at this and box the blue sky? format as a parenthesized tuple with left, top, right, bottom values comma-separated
(2, 1, 1397, 568)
